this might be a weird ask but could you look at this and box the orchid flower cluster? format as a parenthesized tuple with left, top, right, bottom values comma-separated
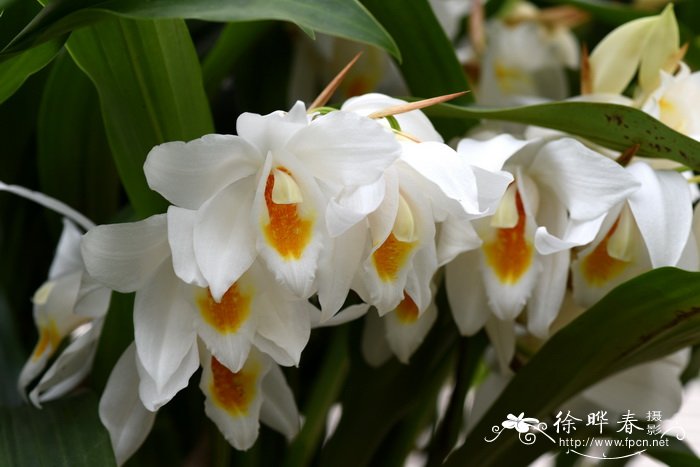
(11, 2, 700, 465)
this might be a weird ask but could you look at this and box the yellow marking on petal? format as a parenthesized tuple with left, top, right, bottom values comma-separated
(581, 218, 629, 286)
(395, 293, 419, 324)
(263, 167, 314, 260)
(197, 284, 252, 333)
(372, 233, 416, 282)
(483, 190, 534, 284)
(210, 357, 258, 416)
(32, 321, 61, 361)
(393, 195, 418, 243)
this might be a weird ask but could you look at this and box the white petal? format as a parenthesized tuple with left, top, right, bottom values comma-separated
(472, 166, 514, 217)
(48, 218, 84, 279)
(236, 102, 309, 154)
(445, 252, 489, 335)
(341, 93, 443, 143)
(385, 297, 437, 364)
(287, 110, 400, 187)
(367, 168, 399, 247)
(133, 262, 198, 405)
(528, 138, 640, 221)
(29, 319, 103, 406)
(526, 250, 569, 338)
(311, 303, 371, 328)
(167, 206, 207, 287)
(437, 215, 482, 267)
(626, 162, 692, 267)
(456, 134, 527, 172)
(484, 317, 516, 375)
(136, 339, 199, 411)
(99, 344, 156, 466)
(82, 215, 170, 293)
(361, 310, 393, 367)
(200, 348, 271, 451)
(259, 364, 300, 441)
(144, 134, 260, 209)
(317, 223, 368, 321)
(589, 16, 657, 94)
(325, 177, 385, 237)
(401, 142, 480, 215)
(73, 275, 111, 319)
(194, 179, 257, 301)
(254, 285, 311, 367)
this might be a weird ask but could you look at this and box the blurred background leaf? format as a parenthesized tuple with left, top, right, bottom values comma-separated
(0, 392, 117, 466)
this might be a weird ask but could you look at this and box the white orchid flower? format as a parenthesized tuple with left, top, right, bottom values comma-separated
(330, 94, 507, 318)
(447, 135, 640, 361)
(200, 346, 299, 451)
(144, 101, 401, 302)
(100, 343, 299, 465)
(0, 182, 110, 407)
(572, 161, 696, 307)
(82, 214, 313, 413)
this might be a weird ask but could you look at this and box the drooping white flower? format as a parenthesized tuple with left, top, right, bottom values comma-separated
(144, 101, 400, 302)
(82, 214, 312, 413)
(1, 182, 110, 407)
(447, 135, 640, 363)
(572, 161, 696, 307)
(329, 94, 510, 319)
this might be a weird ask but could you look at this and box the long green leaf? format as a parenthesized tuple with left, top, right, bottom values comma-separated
(2, 0, 399, 61)
(0, 392, 117, 466)
(0, 40, 62, 105)
(38, 52, 120, 224)
(426, 101, 700, 169)
(446, 267, 700, 467)
(66, 18, 214, 217)
(362, 0, 474, 140)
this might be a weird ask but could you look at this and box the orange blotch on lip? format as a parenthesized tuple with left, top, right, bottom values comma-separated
(395, 293, 419, 324)
(210, 357, 258, 416)
(263, 168, 313, 260)
(372, 233, 416, 282)
(580, 219, 628, 286)
(32, 321, 61, 361)
(197, 284, 252, 333)
(483, 190, 533, 284)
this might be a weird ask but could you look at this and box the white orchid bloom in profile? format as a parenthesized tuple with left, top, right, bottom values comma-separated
(82, 214, 312, 415)
(571, 161, 697, 307)
(447, 135, 639, 366)
(329, 93, 509, 319)
(0, 182, 110, 407)
(144, 101, 400, 302)
(100, 343, 299, 465)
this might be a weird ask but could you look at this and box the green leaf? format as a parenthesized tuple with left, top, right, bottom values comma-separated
(362, 0, 475, 140)
(445, 267, 700, 467)
(0, 392, 117, 466)
(0, 40, 62, 105)
(2, 0, 399, 62)
(425, 101, 700, 169)
(66, 18, 214, 217)
(38, 51, 120, 224)
(0, 291, 24, 407)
